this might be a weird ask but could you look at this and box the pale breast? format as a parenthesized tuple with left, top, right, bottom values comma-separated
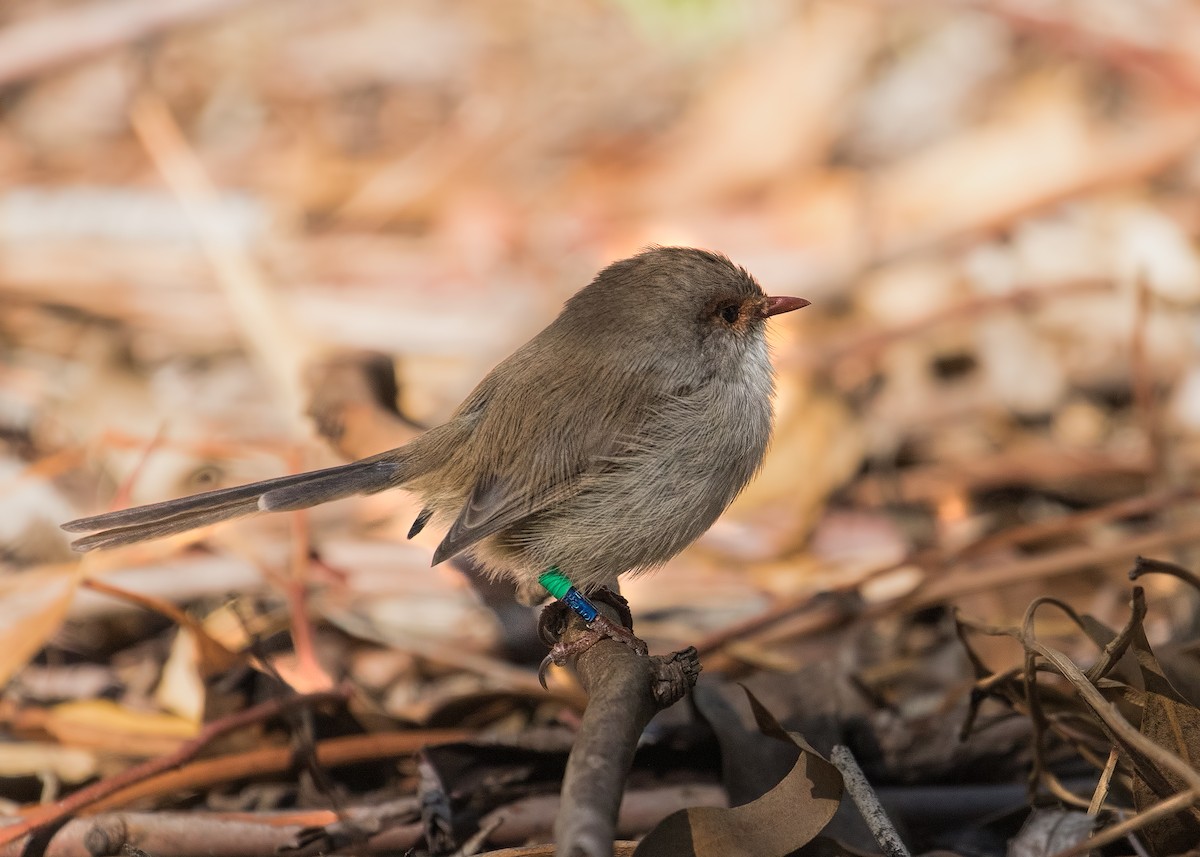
(490, 339, 775, 592)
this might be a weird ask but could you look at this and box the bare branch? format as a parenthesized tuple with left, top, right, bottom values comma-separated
(550, 608, 700, 857)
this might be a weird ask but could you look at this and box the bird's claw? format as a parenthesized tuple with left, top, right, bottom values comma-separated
(589, 614, 649, 656)
(537, 615, 648, 689)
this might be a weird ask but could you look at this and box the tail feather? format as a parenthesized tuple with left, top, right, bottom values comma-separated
(259, 462, 396, 512)
(62, 458, 392, 533)
(69, 498, 263, 552)
(64, 456, 404, 552)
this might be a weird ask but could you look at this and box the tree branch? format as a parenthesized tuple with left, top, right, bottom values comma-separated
(549, 606, 700, 857)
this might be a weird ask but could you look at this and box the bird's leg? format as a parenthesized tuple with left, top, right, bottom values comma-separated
(537, 571, 648, 688)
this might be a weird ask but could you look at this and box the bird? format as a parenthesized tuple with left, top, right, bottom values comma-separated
(63, 247, 808, 653)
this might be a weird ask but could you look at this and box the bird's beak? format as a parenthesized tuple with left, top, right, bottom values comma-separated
(763, 295, 811, 317)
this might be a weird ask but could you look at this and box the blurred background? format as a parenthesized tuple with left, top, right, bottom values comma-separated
(5, 0, 1200, 845)
(6, 0, 1200, 657)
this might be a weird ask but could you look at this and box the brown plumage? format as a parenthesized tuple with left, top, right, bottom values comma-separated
(63, 247, 808, 602)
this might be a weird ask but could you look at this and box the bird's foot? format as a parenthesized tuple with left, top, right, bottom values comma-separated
(538, 616, 649, 690)
(590, 586, 635, 631)
(537, 588, 648, 689)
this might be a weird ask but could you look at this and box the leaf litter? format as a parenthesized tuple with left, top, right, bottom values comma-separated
(4, 0, 1200, 854)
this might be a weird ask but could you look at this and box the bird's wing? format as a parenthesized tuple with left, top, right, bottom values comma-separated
(430, 469, 585, 565)
(430, 386, 674, 565)
(429, 322, 688, 566)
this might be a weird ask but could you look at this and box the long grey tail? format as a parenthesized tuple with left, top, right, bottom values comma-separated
(62, 453, 404, 552)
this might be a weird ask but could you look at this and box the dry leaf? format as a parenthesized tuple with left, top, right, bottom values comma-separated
(1128, 620, 1200, 853)
(40, 699, 197, 755)
(633, 688, 842, 857)
(0, 566, 79, 685)
(1007, 809, 1094, 857)
(155, 628, 207, 724)
(0, 742, 97, 783)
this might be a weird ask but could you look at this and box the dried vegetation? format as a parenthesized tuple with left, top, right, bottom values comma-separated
(5, 0, 1200, 855)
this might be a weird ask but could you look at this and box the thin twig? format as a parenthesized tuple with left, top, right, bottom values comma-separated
(850, 444, 1152, 508)
(830, 745, 910, 857)
(805, 105, 1200, 301)
(912, 521, 1200, 608)
(962, 612, 1200, 854)
(88, 729, 470, 813)
(709, 517, 1200, 674)
(1048, 791, 1198, 857)
(1119, 809, 1155, 857)
(1130, 555, 1200, 593)
(0, 786, 716, 857)
(129, 92, 312, 426)
(1088, 748, 1120, 816)
(967, 0, 1200, 99)
(282, 442, 334, 692)
(962, 617, 1200, 793)
(702, 488, 1194, 666)
(106, 424, 167, 513)
(79, 577, 240, 677)
(0, 688, 348, 847)
(1, 808, 421, 857)
(695, 593, 853, 659)
(953, 489, 1193, 563)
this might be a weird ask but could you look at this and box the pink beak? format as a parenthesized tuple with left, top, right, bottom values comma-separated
(763, 295, 811, 317)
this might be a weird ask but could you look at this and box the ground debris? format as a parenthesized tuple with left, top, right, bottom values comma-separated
(5, 1, 1200, 855)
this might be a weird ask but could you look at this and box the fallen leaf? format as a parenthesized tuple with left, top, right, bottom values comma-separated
(0, 742, 97, 783)
(0, 566, 79, 685)
(40, 699, 197, 756)
(1007, 809, 1094, 857)
(155, 628, 207, 724)
(633, 688, 842, 857)
(1128, 621, 1200, 854)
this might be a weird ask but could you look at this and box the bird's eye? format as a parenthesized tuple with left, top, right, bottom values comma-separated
(718, 303, 741, 324)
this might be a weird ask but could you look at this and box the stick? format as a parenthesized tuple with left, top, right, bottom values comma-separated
(129, 92, 312, 427)
(830, 745, 910, 857)
(0, 689, 347, 848)
(550, 608, 700, 856)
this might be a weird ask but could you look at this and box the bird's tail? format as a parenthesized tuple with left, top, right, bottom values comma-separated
(62, 452, 404, 552)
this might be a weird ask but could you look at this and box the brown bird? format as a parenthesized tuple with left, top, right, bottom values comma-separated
(64, 247, 808, 650)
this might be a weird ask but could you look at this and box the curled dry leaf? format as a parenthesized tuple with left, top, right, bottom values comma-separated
(632, 688, 842, 857)
(1126, 598, 1200, 854)
(1132, 689, 1200, 854)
